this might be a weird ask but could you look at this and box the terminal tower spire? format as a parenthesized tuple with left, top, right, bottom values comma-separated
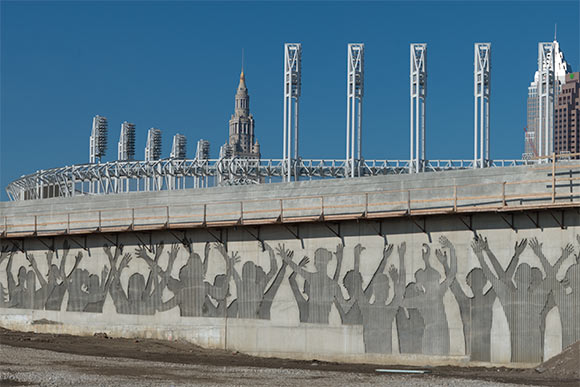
(221, 68, 260, 159)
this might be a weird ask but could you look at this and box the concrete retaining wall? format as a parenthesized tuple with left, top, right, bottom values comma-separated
(1, 165, 579, 367)
(1, 211, 579, 367)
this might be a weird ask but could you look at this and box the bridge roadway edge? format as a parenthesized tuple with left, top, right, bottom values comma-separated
(1, 163, 579, 237)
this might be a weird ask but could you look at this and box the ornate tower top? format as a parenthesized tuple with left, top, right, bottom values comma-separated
(235, 70, 249, 115)
(221, 68, 260, 160)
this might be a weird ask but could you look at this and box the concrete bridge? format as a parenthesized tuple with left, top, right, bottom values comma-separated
(1, 162, 579, 367)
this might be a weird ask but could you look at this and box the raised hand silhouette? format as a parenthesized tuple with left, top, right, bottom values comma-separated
(474, 235, 547, 363)
(530, 236, 579, 349)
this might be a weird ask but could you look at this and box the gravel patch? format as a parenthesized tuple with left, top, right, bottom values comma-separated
(0, 344, 532, 387)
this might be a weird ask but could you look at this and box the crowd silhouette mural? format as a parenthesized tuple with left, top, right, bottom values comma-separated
(0, 232, 579, 363)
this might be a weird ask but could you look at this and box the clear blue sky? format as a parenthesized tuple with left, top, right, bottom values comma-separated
(1, 1, 579, 200)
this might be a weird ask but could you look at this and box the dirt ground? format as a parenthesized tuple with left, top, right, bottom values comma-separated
(0, 328, 578, 386)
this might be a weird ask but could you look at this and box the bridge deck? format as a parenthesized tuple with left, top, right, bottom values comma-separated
(1, 163, 579, 238)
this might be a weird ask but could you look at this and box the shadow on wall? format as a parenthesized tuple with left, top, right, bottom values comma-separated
(1, 233, 579, 363)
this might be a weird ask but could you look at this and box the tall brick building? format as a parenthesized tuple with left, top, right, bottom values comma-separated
(554, 72, 580, 158)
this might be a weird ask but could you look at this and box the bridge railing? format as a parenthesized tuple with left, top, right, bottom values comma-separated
(5, 157, 544, 201)
(2, 159, 579, 238)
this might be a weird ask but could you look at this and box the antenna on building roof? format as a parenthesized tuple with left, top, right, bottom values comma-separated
(554, 23, 557, 41)
(241, 47, 245, 73)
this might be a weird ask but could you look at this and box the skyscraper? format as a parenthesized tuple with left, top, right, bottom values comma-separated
(221, 70, 261, 159)
(554, 72, 580, 158)
(524, 38, 571, 159)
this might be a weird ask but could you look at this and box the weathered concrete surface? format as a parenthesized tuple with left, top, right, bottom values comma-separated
(2, 163, 578, 236)
(1, 213, 579, 367)
(0, 165, 579, 368)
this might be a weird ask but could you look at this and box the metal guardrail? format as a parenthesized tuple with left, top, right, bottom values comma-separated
(2, 158, 579, 238)
(6, 157, 539, 201)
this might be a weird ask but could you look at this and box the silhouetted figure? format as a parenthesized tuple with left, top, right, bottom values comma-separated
(335, 245, 367, 325)
(530, 237, 578, 349)
(436, 236, 495, 362)
(204, 274, 238, 318)
(202, 245, 242, 318)
(65, 251, 102, 312)
(228, 243, 287, 319)
(472, 235, 550, 363)
(25, 250, 54, 310)
(396, 282, 425, 354)
(108, 242, 169, 315)
(0, 284, 6, 308)
(0, 245, 12, 307)
(560, 235, 580, 344)
(25, 247, 57, 310)
(279, 244, 352, 324)
(159, 242, 229, 317)
(5, 248, 33, 309)
(288, 256, 310, 323)
(353, 243, 405, 354)
(402, 242, 456, 356)
(42, 242, 79, 311)
(25, 242, 83, 311)
(82, 244, 117, 313)
(25, 270, 41, 309)
(257, 245, 288, 320)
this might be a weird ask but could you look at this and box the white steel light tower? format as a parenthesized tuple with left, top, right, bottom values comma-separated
(474, 43, 491, 168)
(88, 115, 108, 193)
(196, 139, 210, 160)
(219, 143, 232, 158)
(170, 134, 187, 159)
(89, 115, 108, 164)
(410, 44, 427, 173)
(145, 128, 162, 191)
(116, 121, 136, 193)
(118, 121, 136, 161)
(283, 43, 302, 182)
(145, 128, 162, 161)
(195, 139, 210, 188)
(538, 42, 556, 162)
(169, 133, 186, 190)
(346, 43, 364, 178)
